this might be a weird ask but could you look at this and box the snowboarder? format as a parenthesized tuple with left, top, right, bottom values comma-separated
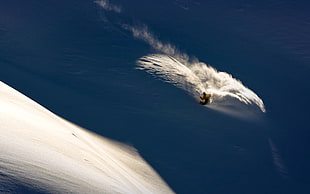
(200, 92, 211, 105)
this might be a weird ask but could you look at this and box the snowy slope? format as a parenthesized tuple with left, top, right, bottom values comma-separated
(0, 81, 174, 193)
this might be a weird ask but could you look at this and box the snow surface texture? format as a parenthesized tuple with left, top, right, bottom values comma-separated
(0, 81, 174, 194)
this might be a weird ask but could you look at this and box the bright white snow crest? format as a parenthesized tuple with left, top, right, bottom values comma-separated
(0, 81, 174, 193)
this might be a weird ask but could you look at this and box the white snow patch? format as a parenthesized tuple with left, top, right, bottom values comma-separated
(0, 81, 174, 193)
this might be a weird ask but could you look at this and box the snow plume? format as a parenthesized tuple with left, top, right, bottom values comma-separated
(122, 24, 190, 62)
(137, 54, 266, 118)
(95, 0, 121, 13)
(0, 82, 174, 194)
(127, 26, 266, 116)
(268, 139, 288, 179)
(95, 1, 266, 117)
